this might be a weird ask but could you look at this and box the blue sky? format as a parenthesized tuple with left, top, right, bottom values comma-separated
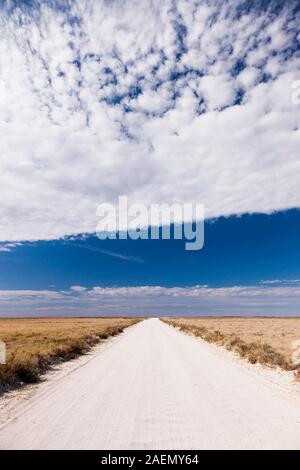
(0, 209, 300, 316)
(0, 0, 299, 316)
(1, 210, 300, 290)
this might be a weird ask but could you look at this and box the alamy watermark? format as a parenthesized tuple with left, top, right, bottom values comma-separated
(96, 196, 204, 251)
(0, 340, 6, 365)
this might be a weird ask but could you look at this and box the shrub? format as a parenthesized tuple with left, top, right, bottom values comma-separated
(0, 318, 141, 394)
(163, 319, 292, 373)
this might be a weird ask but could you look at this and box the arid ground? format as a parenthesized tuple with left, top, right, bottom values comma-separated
(162, 317, 300, 375)
(1, 319, 300, 450)
(0, 317, 140, 392)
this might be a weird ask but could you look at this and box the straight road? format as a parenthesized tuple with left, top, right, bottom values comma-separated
(1, 318, 300, 449)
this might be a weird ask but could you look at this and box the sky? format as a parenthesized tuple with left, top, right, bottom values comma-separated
(0, 0, 299, 316)
(0, 210, 300, 316)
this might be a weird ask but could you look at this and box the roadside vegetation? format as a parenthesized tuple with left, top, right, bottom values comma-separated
(0, 317, 141, 393)
(162, 317, 300, 379)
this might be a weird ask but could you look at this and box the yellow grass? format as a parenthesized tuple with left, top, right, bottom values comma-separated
(0, 317, 141, 392)
(162, 317, 300, 376)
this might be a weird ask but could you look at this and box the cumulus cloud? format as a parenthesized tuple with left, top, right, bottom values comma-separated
(0, 283, 300, 316)
(0, 0, 299, 241)
(85, 284, 300, 299)
(70, 285, 87, 292)
(0, 289, 64, 299)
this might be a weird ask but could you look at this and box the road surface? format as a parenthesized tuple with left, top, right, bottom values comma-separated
(1, 318, 300, 449)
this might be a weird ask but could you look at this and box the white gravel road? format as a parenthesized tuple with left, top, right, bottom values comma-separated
(1, 318, 300, 450)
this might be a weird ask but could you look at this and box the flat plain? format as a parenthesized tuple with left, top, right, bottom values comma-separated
(1, 319, 300, 450)
(0, 317, 140, 392)
(162, 317, 300, 374)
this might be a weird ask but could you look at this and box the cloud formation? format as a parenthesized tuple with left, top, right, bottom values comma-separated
(0, 0, 299, 241)
(0, 242, 21, 252)
(260, 279, 300, 285)
(1, 283, 300, 316)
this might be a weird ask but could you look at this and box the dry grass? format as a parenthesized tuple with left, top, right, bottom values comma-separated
(162, 317, 300, 375)
(0, 317, 141, 393)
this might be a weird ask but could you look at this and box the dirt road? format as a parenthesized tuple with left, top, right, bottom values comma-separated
(1, 318, 300, 449)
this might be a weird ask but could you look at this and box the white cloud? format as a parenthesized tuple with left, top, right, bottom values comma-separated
(237, 67, 260, 89)
(70, 285, 87, 292)
(0, 1, 299, 241)
(0, 289, 64, 299)
(0, 242, 21, 252)
(260, 279, 300, 285)
(85, 284, 300, 299)
(197, 75, 236, 111)
(0, 283, 300, 316)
